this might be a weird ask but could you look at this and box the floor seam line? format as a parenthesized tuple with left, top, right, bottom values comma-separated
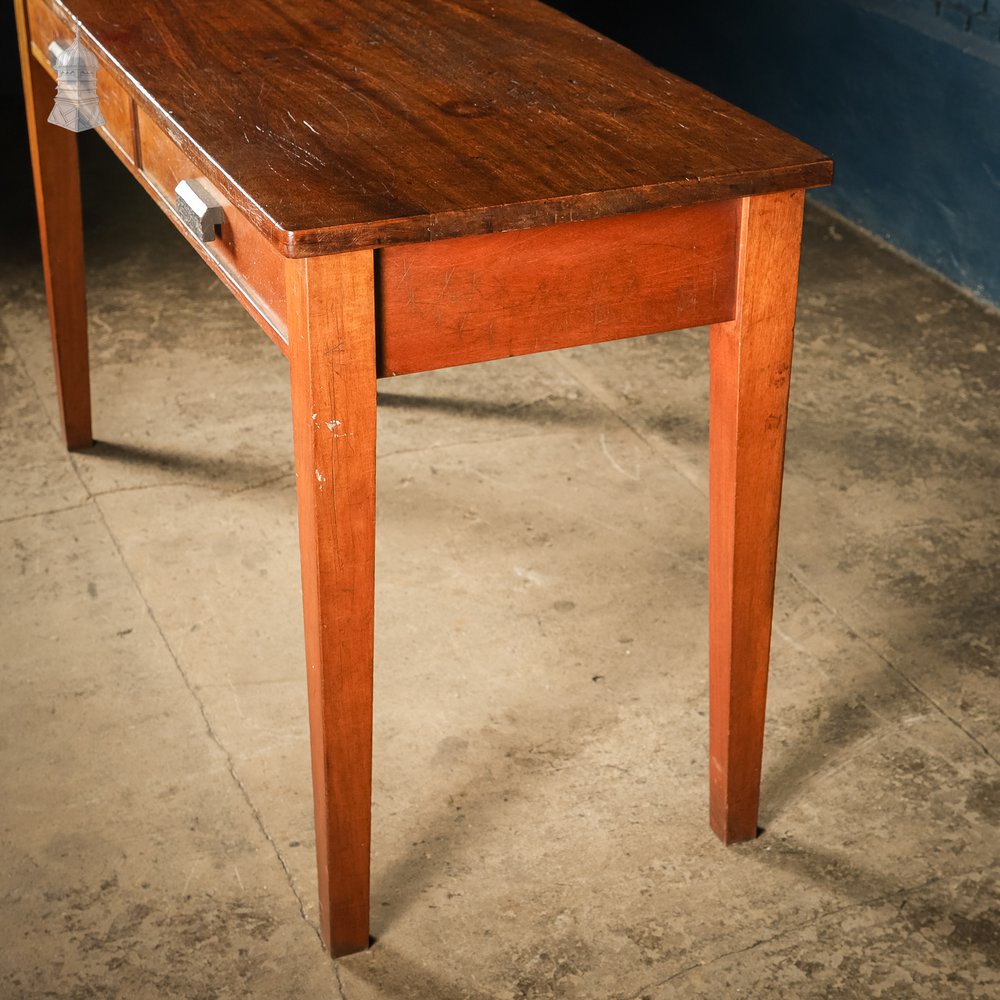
(89, 494, 326, 950)
(788, 566, 1000, 769)
(0, 500, 95, 526)
(228, 470, 296, 495)
(86, 470, 296, 500)
(333, 964, 350, 1000)
(621, 867, 979, 999)
(89, 481, 214, 498)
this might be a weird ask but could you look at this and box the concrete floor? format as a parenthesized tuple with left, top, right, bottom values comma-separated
(1, 132, 998, 1000)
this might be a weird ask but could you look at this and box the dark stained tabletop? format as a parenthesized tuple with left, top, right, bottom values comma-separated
(54, 0, 832, 255)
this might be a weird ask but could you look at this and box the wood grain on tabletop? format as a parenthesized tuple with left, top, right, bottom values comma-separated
(41, 0, 832, 255)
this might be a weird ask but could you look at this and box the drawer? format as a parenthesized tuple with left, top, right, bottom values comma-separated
(27, 0, 135, 164)
(135, 106, 288, 340)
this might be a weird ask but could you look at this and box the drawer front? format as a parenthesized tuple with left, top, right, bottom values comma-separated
(136, 106, 287, 337)
(28, 0, 135, 164)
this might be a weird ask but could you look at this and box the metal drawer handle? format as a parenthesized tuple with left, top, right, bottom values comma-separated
(175, 178, 224, 243)
(47, 39, 68, 71)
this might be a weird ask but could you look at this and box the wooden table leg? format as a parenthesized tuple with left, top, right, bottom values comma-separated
(708, 190, 805, 845)
(286, 250, 377, 956)
(15, 1, 92, 450)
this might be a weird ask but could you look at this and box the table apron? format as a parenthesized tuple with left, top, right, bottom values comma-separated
(375, 199, 740, 377)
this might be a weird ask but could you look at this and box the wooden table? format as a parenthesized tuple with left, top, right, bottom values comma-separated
(16, 0, 832, 958)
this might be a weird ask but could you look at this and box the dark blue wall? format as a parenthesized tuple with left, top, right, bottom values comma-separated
(558, 1, 1000, 309)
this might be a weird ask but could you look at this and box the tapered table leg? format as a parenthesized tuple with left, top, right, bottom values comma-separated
(286, 250, 377, 957)
(15, 1, 92, 450)
(708, 190, 805, 844)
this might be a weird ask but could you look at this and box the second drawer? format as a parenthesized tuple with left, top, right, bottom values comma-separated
(136, 106, 288, 341)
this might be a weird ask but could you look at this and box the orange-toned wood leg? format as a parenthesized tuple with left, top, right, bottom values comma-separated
(15, 3, 92, 450)
(708, 190, 805, 844)
(287, 250, 377, 957)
